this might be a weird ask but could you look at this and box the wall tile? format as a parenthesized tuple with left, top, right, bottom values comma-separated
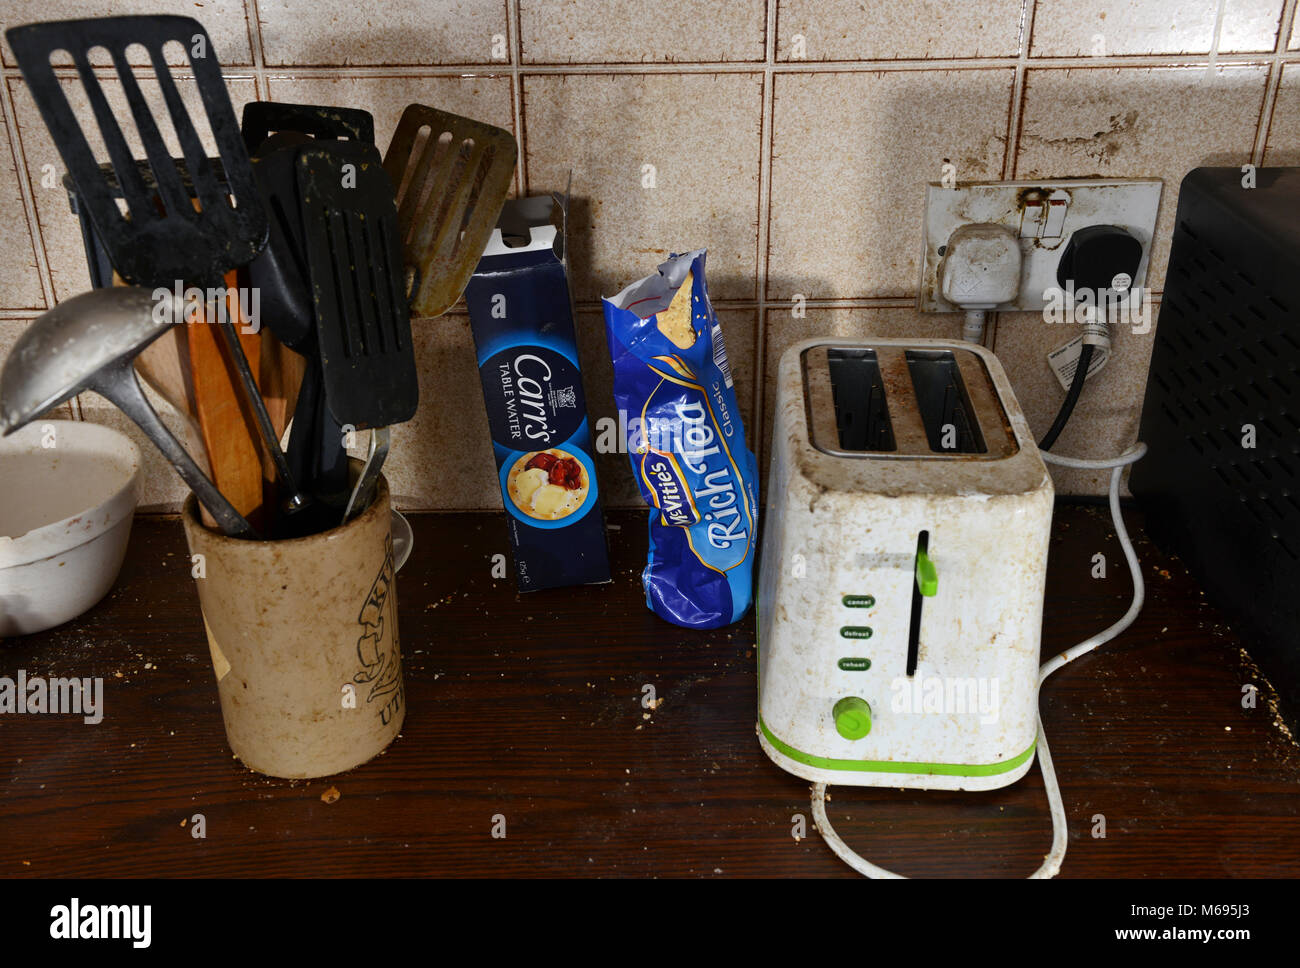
(0, 0, 253, 67)
(767, 69, 1014, 301)
(523, 72, 763, 303)
(776, 0, 1024, 61)
(1016, 66, 1269, 292)
(264, 72, 516, 170)
(992, 304, 1160, 494)
(77, 385, 193, 512)
(0, 114, 44, 311)
(520, 0, 766, 64)
(384, 314, 496, 510)
(257, 0, 509, 67)
(7, 74, 258, 302)
(1030, 0, 1284, 57)
(1263, 62, 1300, 164)
(0, 319, 71, 420)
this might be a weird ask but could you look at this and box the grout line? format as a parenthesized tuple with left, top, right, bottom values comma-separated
(0, 75, 55, 314)
(8, 50, 1295, 83)
(1003, 0, 1033, 184)
(509, 0, 526, 195)
(247, 0, 269, 101)
(1253, 0, 1298, 164)
(751, 0, 778, 454)
(993, 0, 1034, 358)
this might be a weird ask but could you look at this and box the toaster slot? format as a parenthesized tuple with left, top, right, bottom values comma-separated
(904, 350, 986, 454)
(803, 345, 897, 453)
(827, 349, 895, 451)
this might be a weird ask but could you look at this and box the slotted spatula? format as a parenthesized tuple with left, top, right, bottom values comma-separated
(297, 140, 415, 517)
(382, 104, 518, 318)
(242, 103, 377, 526)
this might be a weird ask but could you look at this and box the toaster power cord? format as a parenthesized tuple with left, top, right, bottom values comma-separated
(811, 442, 1148, 879)
(1037, 343, 1094, 451)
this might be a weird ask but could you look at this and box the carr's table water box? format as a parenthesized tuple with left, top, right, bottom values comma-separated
(464, 194, 611, 591)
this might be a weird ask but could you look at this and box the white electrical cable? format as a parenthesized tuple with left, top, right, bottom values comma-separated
(962, 309, 988, 344)
(811, 442, 1149, 878)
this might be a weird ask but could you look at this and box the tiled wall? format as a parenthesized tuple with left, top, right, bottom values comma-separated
(3, 0, 1298, 509)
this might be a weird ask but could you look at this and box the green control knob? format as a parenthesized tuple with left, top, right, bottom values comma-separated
(833, 697, 872, 740)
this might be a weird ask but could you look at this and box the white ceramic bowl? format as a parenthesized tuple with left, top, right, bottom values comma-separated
(0, 419, 141, 636)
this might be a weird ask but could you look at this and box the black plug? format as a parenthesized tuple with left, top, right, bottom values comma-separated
(1056, 224, 1143, 295)
(1040, 225, 1143, 452)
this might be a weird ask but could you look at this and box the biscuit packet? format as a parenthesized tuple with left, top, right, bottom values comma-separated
(464, 194, 611, 592)
(602, 250, 759, 629)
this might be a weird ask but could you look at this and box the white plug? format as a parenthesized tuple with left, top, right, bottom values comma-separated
(937, 223, 1022, 342)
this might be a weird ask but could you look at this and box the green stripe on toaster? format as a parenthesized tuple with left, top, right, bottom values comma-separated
(758, 717, 1037, 777)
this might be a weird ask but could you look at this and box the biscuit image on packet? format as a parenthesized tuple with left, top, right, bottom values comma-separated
(602, 250, 759, 629)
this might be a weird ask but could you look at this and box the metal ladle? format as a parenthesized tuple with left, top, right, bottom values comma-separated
(0, 287, 255, 537)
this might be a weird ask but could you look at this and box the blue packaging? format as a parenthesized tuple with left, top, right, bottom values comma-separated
(602, 250, 759, 629)
(464, 194, 611, 592)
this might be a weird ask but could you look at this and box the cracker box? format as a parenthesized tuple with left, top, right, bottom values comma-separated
(463, 194, 611, 591)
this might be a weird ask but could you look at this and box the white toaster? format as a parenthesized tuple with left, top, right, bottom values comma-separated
(757, 338, 1053, 791)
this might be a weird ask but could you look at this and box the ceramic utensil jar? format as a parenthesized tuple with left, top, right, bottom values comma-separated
(181, 472, 404, 778)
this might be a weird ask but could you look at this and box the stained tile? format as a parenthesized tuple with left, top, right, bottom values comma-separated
(523, 72, 764, 303)
(0, 319, 70, 419)
(1017, 66, 1269, 292)
(264, 73, 515, 168)
(77, 385, 193, 512)
(1263, 62, 1300, 164)
(775, 0, 1023, 60)
(7, 74, 258, 302)
(0, 115, 44, 311)
(257, 0, 510, 67)
(767, 69, 1014, 301)
(520, 0, 765, 63)
(1030, 0, 1284, 57)
(385, 313, 497, 511)
(0, 0, 253, 67)
(992, 304, 1160, 495)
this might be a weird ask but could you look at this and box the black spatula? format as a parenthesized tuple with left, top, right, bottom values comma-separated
(296, 140, 416, 513)
(297, 141, 417, 431)
(6, 16, 265, 284)
(242, 102, 378, 530)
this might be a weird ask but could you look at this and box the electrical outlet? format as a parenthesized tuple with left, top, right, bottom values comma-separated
(919, 178, 1162, 313)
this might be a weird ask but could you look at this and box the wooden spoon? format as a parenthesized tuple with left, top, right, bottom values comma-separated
(188, 271, 265, 530)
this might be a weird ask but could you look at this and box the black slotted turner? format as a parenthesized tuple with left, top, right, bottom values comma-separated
(296, 140, 417, 433)
(6, 15, 267, 285)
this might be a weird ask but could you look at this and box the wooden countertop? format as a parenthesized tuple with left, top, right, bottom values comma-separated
(2, 505, 1297, 878)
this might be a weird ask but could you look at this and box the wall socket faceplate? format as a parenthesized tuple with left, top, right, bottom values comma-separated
(918, 178, 1163, 313)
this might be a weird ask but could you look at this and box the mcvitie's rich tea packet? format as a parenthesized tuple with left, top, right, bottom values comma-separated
(602, 250, 759, 629)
